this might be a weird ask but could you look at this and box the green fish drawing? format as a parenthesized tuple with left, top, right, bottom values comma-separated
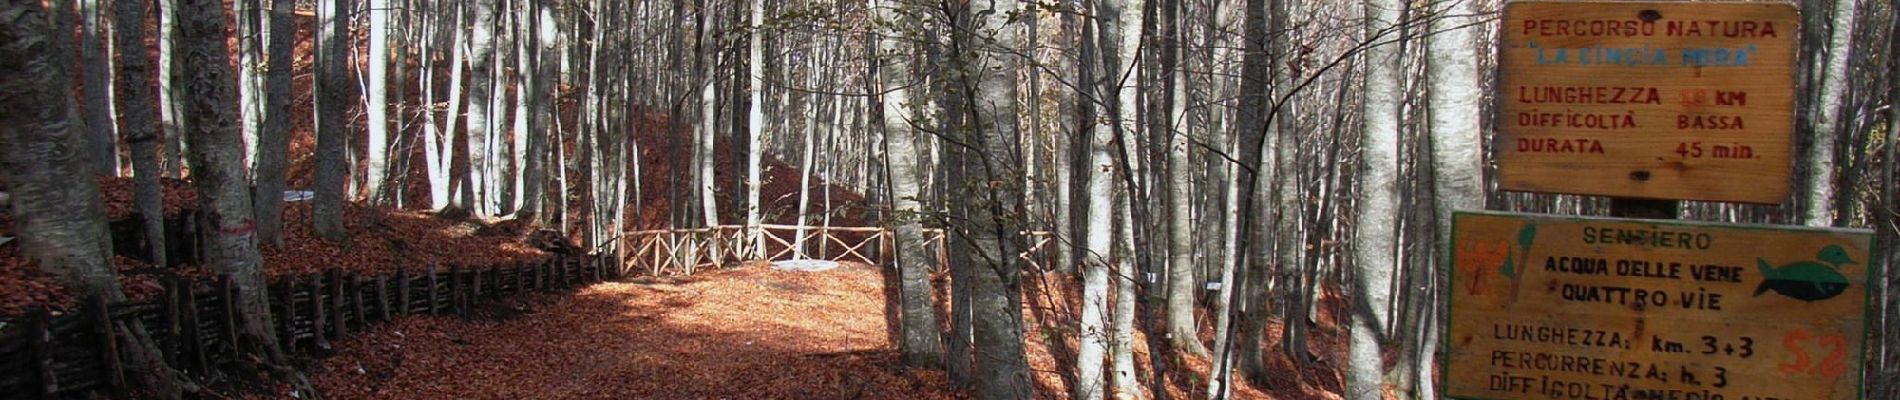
(1753, 244, 1854, 302)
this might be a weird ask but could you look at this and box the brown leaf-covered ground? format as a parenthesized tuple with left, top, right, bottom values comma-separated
(307, 261, 1348, 399)
(306, 262, 963, 399)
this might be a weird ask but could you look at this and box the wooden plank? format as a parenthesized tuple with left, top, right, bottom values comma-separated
(276, 281, 295, 350)
(1495, 1, 1799, 203)
(88, 296, 126, 394)
(218, 275, 239, 362)
(182, 281, 207, 372)
(161, 275, 183, 367)
(309, 274, 330, 351)
(26, 307, 59, 396)
(375, 274, 391, 321)
(426, 265, 440, 315)
(397, 267, 411, 315)
(351, 274, 367, 332)
(1444, 211, 1873, 400)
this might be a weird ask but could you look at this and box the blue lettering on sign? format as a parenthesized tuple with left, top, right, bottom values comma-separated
(1528, 41, 1759, 68)
(1680, 45, 1757, 67)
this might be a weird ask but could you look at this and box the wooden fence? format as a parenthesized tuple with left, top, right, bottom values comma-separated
(0, 254, 609, 399)
(620, 225, 1056, 276)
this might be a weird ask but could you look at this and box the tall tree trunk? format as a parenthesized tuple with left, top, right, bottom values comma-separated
(313, 0, 351, 241)
(1800, 0, 1858, 227)
(115, 0, 168, 270)
(365, 0, 391, 204)
(1422, 0, 1485, 397)
(3, 0, 126, 309)
(1159, 0, 1205, 358)
(78, 0, 119, 175)
(956, 0, 1034, 394)
(4, 5, 186, 397)
(1349, 0, 1405, 397)
(158, 0, 188, 177)
(876, 0, 944, 366)
(175, 0, 311, 393)
(521, 0, 554, 225)
(695, 0, 719, 229)
(466, 0, 498, 217)
(1077, 7, 1120, 398)
(254, 0, 293, 248)
(109, 2, 193, 394)
(744, 0, 766, 258)
(236, 0, 261, 172)
(1112, 179, 1142, 398)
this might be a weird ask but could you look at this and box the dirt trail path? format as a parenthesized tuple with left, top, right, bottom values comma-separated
(309, 263, 960, 399)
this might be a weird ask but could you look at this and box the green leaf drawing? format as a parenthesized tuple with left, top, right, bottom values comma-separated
(1517, 224, 1537, 250)
(1500, 257, 1516, 279)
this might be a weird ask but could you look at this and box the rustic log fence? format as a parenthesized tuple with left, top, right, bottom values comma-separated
(0, 253, 610, 399)
(620, 225, 1056, 276)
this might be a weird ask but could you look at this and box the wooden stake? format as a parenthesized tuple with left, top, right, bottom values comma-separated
(376, 274, 391, 321)
(351, 274, 367, 333)
(26, 307, 58, 396)
(397, 266, 411, 315)
(161, 275, 183, 367)
(88, 295, 127, 394)
(426, 265, 440, 315)
(277, 281, 295, 350)
(219, 275, 240, 359)
(310, 274, 330, 351)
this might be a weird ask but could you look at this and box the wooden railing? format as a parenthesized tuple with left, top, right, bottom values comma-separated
(619, 225, 1054, 276)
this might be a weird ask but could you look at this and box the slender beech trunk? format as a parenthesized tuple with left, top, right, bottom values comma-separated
(521, 0, 554, 225)
(1422, 0, 1486, 397)
(236, 0, 261, 172)
(1160, 0, 1205, 357)
(313, 0, 351, 241)
(876, 0, 944, 366)
(254, 0, 293, 248)
(1800, 0, 1858, 227)
(365, 0, 391, 204)
(962, 0, 1034, 392)
(745, 0, 766, 258)
(1349, 0, 1405, 397)
(158, 0, 187, 177)
(175, 0, 311, 392)
(466, 0, 498, 217)
(79, 0, 118, 175)
(114, 0, 168, 270)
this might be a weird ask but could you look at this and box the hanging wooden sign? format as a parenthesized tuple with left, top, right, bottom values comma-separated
(1496, 1, 1798, 203)
(1443, 211, 1873, 400)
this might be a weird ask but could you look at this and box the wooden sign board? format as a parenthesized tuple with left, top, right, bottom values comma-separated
(1445, 211, 1873, 400)
(1497, 1, 1798, 203)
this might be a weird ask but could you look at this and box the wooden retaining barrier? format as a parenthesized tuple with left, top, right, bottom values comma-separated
(0, 253, 614, 399)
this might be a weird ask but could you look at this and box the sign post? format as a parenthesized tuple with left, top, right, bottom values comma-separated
(1444, 211, 1873, 400)
(1496, 1, 1799, 204)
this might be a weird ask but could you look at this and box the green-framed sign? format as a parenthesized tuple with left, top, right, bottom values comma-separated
(1444, 211, 1873, 399)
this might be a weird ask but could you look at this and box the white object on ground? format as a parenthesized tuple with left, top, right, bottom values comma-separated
(771, 259, 839, 272)
(284, 191, 315, 202)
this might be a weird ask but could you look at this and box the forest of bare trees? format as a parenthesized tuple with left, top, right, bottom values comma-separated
(2, 0, 1899, 398)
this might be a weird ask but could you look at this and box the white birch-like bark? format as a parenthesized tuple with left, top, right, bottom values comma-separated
(158, 0, 188, 177)
(235, 0, 261, 173)
(1423, 0, 1486, 397)
(467, 0, 499, 217)
(78, 0, 119, 175)
(313, 0, 351, 241)
(253, 0, 294, 247)
(1801, 0, 1858, 227)
(365, 0, 392, 204)
(1349, 0, 1405, 397)
(746, 0, 766, 258)
(876, 0, 945, 366)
